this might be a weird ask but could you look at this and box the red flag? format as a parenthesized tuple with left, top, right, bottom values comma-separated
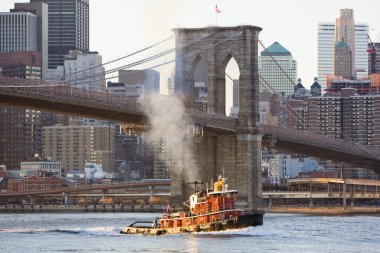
(215, 5, 221, 13)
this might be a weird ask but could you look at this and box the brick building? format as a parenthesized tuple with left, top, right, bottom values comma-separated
(7, 176, 65, 193)
(42, 122, 115, 173)
(0, 51, 41, 79)
(295, 88, 380, 147)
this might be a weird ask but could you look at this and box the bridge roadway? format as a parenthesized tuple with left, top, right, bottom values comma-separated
(1, 77, 380, 167)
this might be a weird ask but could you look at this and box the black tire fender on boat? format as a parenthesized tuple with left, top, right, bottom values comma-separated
(226, 219, 234, 229)
(216, 223, 223, 231)
(210, 223, 216, 231)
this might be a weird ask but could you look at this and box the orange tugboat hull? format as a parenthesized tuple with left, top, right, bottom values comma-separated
(120, 211, 264, 235)
(120, 177, 264, 235)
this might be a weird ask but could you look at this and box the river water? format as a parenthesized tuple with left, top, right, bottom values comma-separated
(0, 212, 379, 253)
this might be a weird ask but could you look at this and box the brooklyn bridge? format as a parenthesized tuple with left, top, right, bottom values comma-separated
(1, 26, 380, 210)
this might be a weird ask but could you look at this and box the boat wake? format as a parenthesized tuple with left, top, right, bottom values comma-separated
(0, 226, 121, 236)
(0, 226, 280, 238)
(190, 226, 282, 238)
(0, 228, 51, 234)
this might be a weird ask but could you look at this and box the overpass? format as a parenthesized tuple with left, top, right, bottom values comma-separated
(1, 76, 380, 168)
(0, 179, 170, 198)
(0, 180, 170, 207)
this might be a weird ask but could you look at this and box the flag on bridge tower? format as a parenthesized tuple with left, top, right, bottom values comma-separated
(215, 5, 221, 13)
(215, 5, 221, 25)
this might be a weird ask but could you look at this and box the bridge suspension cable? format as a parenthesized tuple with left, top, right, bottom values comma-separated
(259, 76, 302, 128)
(61, 35, 174, 80)
(65, 33, 213, 85)
(225, 70, 302, 130)
(7, 30, 245, 114)
(107, 32, 245, 82)
(66, 32, 245, 88)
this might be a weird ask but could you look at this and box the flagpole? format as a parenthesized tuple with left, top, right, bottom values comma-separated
(215, 5, 220, 26)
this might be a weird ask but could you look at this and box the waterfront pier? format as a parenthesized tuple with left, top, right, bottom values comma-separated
(264, 178, 380, 207)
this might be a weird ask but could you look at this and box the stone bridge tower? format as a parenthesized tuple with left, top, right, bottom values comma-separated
(172, 26, 263, 210)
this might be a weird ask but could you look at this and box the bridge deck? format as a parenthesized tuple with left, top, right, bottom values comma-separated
(1, 77, 380, 164)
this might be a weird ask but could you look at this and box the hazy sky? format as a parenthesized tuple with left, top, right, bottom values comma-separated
(1, 0, 380, 88)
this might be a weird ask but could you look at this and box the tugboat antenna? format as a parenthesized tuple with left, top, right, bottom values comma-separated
(186, 180, 204, 193)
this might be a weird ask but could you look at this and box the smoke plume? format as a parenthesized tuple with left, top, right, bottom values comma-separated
(139, 94, 197, 181)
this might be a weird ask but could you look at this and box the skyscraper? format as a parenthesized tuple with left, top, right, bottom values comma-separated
(14, 0, 48, 74)
(318, 23, 336, 89)
(118, 70, 160, 97)
(0, 108, 43, 169)
(36, 0, 89, 69)
(355, 23, 370, 79)
(368, 43, 380, 75)
(64, 50, 105, 91)
(0, 11, 41, 170)
(334, 39, 352, 79)
(318, 9, 369, 88)
(336, 9, 355, 74)
(259, 42, 297, 95)
(0, 11, 38, 53)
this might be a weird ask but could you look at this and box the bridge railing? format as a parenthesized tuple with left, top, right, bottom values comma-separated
(1, 77, 238, 131)
(186, 108, 238, 131)
(2, 77, 380, 160)
(0, 77, 143, 114)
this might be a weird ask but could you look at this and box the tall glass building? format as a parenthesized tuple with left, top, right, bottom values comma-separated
(355, 23, 370, 79)
(336, 9, 355, 75)
(259, 42, 297, 95)
(39, 0, 89, 69)
(318, 23, 336, 89)
(317, 9, 369, 89)
(14, 0, 49, 74)
(0, 11, 38, 53)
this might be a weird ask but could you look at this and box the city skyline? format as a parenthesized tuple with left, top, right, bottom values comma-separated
(2, 2, 380, 233)
(1, 0, 380, 88)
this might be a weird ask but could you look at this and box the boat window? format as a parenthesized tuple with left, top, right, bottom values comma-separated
(130, 221, 155, 228)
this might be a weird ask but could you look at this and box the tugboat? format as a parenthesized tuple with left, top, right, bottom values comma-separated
(120, 176, 264, 235)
